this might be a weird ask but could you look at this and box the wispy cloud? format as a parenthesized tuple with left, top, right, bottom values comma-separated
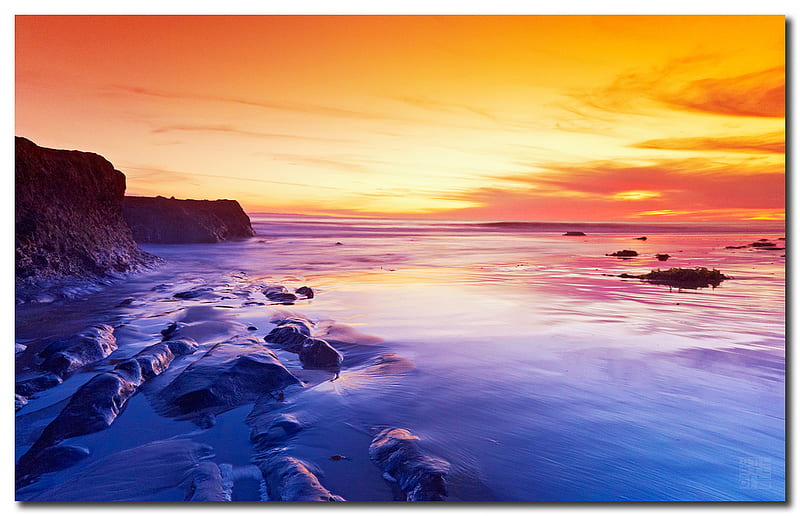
(149, 124, 348, 142)
(631, 131, 785, 154)
(123, 166, 345, 191)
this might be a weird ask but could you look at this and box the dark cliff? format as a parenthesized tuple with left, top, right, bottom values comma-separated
(123, 196, 255, 244)
(15, 137, 159, 291)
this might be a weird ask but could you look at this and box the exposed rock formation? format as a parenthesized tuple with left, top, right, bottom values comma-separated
(15, 137, 158, 292)
(256, 452, 345, 501)
(123, 196, 255, 244)
(369, 428, 449, 501)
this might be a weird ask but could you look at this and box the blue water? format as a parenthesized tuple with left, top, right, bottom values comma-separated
(15, 216, 785, 501)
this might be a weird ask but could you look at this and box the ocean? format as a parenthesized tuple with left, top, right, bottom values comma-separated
(15, 215, 786, 501)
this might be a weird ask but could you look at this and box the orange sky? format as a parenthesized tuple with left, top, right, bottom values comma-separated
(15, 15, 785, 221)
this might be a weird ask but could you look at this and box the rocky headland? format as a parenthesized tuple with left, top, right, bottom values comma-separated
(123, 196, 255, 244)
(15, 137, 159, 298)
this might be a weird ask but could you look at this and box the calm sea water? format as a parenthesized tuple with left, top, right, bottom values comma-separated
(15, 216, 785, 501)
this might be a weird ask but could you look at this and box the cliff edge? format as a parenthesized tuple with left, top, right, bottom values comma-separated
(123, 196, 255, 244)
(15, 137, 159, 293)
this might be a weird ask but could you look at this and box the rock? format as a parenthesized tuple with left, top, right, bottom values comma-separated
(655, 253, 670, 261)
(634, 236, 647, 240)
(607, 250, 638, 257)
(562, 231, 585, 236)
(247, 326, 258, 331)
(122, 196, 255, 244)
(38, 324, 118, 377)
(15, 342, 27, 356)
(265, 319, 313, 352)
(15, 394, 27, 411)
(266, 292, 297, 304)
(160, 321, 189, 340)
(27, 439, 215, 501)
(186, 461, 230, 501)
(249, 414, 304, 449)
(152, 335, 300, 420)
(369, 428, 449, 501)
(725, 245, 747, 249)
(15, 137, 159, 294)
(16, 444, 90, 486)
(256, 452, 344, 501)
(750, 241, 777, 247)
(164, 337, 200, 356)
(132, 342, 178, 380)
(295, 286, 314, 298)
(16, 372, 63, 397)
(173, 287, 214, 299)
(116, 298, 135, 307)
(621, 267, 729, 289)
(298, 338, 343, 370)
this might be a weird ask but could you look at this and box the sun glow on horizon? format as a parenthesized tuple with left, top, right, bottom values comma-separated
(15, 15, 785, 222)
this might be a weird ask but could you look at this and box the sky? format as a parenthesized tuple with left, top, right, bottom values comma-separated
(15, 15, 785, 221)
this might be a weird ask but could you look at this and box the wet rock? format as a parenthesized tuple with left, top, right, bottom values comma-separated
(15, 342, 27, 356)
(164, 337, 200, 356)
(38, 324, 118, 377)
(655, 254, 670, 261)
(256, 452, 344, 501)
(750, 241, 777, 247)
(123, 195, 255, 244)
(607, 250, 638, 258)
(298, 338, 343, 370)
(265, 319, 313, 352)
(27, 439, 215, 501)
(725, 245, 747, 249)
(160, 321, 189, 341)
(152, 335, 300, 420)
(295, 286, 314, 298)
(17, 444, 90, 485)
(634, 236, 647, 240)
(15, 394, 27, 411)
(266, 292, 298, 304)
(133, 343, 177, 380)
(563, 231, 586, 236)
(249, 414, 304, 449)
(116, 298, 135, 307)
(369, 428, 449, 501)
(186, 461, 230, 501)
(247, 326, 258, 331)
(16, 372, 63, 397)
(174, 287, 214, 299)
(620, 267, 729, 289)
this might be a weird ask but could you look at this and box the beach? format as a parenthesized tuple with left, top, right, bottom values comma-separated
(14, 215, 785, 501)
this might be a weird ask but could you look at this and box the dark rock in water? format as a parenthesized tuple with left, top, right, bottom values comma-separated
(369, 428, 449, 501)
(256, 452, 344, 501)
(122, 196, 255, 244)
(247, 326, 258, 331)
(16, 372, 63, 397)
(116, 298, 135, 307)
(152, 335, 300, 420)
(634, 236, 647, 240)
(750, 241, 777, 247)
(173, 287, 214, 299)
(295, 286, 314, 298)
(39, 324, 118, 377)
(298, 338, 343, 370)
(563, 231, 586, 236)
(725, 245, 748, 249)
(607, 250, 638, 258)
(758, 238, 770, 241)
(621, 267, 729, 289)
(266, 291, 297, 304)
(15, 137, 159, 294)
(164, 337, 200, 356)
(249, 413, 304, 449)
(17, 444, 90, 486)
(778, 237, 785, 240)
(186, 461, 230, 501)
(161, 321, 189, 341)
(655, 253, 670, 261)
(133, 342, 179, 380)
(27, 439, 215, 501)
(15, 394, 27, 411)
(18, 365, 145, 482)
(265, 320, 313, 352)
(335, 242, 343, 245)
